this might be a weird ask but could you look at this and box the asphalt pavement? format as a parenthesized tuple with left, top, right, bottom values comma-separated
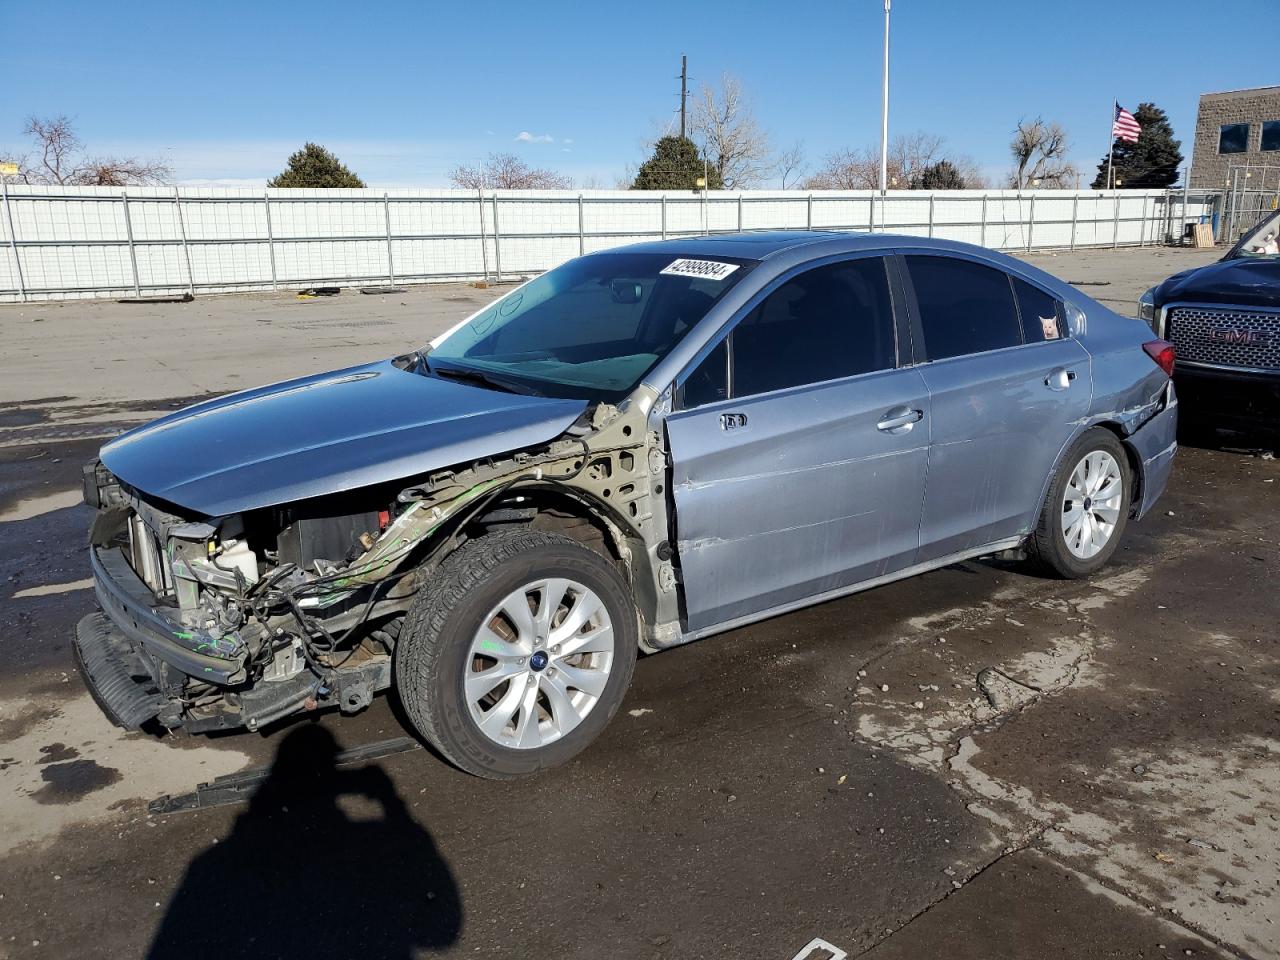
(1, 245, 1276, 960)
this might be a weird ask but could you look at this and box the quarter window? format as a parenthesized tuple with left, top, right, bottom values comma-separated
(905, 256, 1022, 360)
(1013, 278, 1064, 343)
(1262, 121, 1280, 152)
(678, 257, 896, 406)
(1219, 123, 1250, 154)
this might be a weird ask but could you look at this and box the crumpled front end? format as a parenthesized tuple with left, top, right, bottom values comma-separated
(74, 398, 660, 734)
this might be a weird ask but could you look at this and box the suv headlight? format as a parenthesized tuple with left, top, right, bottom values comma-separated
(1137, 288, 1157, 331)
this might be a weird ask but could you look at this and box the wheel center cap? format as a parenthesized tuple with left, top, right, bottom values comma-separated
(529, 651, 549, 672)
(1083, 497, 1093, 510)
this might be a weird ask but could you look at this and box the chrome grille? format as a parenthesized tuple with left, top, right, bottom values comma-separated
(1167, 304, 1280, 371)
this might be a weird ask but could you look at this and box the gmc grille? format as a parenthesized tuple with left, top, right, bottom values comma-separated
(1167, 305, 1280, 371)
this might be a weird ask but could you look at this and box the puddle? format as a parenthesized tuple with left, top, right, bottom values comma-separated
(0, 693, 249, 855)
(31, 759, 122, 804)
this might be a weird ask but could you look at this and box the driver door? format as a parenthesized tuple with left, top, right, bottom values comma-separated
(663, 255, 930, 633)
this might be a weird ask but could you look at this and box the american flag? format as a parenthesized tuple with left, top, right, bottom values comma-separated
(1113, 104, 1141, 143)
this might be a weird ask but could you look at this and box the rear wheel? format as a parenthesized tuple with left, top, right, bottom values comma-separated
(1026, 428, 1132, 578)
(395, 529, 637, 778)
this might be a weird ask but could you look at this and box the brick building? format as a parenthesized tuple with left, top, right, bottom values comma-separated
(1189, 86, 1280, 188)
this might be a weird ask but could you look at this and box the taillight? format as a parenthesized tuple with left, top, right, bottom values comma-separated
(1143, 339, 1175, 378)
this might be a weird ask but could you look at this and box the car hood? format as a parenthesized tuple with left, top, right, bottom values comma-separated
(1156, 257, 1280, 310)
(100, 359, 588, 516)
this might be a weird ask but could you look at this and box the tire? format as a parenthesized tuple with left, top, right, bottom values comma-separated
(1026, 427, 1133, 579)
(395, 529, 637, 779)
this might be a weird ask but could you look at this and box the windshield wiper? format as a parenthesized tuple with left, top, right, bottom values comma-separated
(427, 363, 538, 396)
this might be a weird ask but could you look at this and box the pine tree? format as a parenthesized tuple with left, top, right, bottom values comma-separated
(1090, 103, 1183, 189)
(911, 159, 967, 190)
(632, 136, 724, 190)
(268, 143, 365, 188)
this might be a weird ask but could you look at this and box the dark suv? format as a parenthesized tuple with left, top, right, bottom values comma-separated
(1141, 210, 1280, 433)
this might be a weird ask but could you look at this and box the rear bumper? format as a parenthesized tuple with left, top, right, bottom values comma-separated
(1124, 382, 1178, 520)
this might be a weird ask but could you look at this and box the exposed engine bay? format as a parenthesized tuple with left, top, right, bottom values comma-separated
(77, 387, 673, 734)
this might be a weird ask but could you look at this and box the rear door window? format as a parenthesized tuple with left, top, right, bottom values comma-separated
(905, 255, 1023, 360)
(1012, 277, 1064, 343)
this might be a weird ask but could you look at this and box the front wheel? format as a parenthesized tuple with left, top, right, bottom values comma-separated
(395, 529, 637, 778)
(1026, 428, 1132, 579)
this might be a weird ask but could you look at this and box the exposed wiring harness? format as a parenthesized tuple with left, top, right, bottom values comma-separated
(236, 437, 645, 684)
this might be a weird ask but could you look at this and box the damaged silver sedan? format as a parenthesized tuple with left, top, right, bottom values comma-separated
(76, 232, 1178, 777)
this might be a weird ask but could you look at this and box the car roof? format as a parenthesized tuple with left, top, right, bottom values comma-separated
(603, 230, 996, 263)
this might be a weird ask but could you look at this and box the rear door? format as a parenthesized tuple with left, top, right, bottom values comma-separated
(901, 253, 1092, 560)
(664, 255, 930, 633)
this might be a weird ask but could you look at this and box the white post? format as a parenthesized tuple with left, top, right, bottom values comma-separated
(173, 186, 194, 296)
(477, 188, 489, 282)
(2, 178, 27, 302)
(879, 0, 891, 195)
(121, 191, 141, 297)
(262, 191, 278, 291)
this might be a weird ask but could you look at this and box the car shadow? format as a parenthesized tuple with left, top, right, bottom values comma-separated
(146, 723, 462, 960)
(1176, 419, 1277, 453)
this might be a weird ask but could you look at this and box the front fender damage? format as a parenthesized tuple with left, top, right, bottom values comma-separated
(80, 397, 673, 733)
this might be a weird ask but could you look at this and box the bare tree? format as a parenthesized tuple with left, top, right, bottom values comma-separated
(802, 132, 985, 191)
(802, 147, 877, 190)
(1008, 117, 1076, 189)
(775, 141, 807, 189)
(691, 74, 773, 189)
(449, 152, 572, 189)
(3, 115, 171, 186)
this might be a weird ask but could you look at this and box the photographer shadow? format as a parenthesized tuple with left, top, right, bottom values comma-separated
(148, 723, 462, 960)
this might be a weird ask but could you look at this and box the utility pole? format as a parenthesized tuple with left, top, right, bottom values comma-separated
(679, 54, 688, 140)
(879, 1, 891, 195)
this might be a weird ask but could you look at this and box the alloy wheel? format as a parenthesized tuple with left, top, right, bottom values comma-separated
(1061, 450, 1124, 560)
(464, 578, 615, 750)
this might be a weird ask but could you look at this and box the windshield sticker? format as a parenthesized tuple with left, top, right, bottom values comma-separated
(660, 258, 740, 281)
(1040, 315, 1061, 340)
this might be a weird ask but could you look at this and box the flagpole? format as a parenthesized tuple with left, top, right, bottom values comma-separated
(1106, 99, 1116, 190)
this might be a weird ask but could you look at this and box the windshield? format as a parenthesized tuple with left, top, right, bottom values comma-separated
(1234, 209, 1280, 259)
(428, 252, 755, 401)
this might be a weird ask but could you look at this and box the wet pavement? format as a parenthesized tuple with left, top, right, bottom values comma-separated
(1, 247, 1277, 960)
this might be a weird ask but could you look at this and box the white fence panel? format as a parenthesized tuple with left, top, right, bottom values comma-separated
(0, 184, 1221, 302)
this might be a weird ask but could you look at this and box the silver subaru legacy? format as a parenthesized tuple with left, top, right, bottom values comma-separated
(77, 232, 1178, 777)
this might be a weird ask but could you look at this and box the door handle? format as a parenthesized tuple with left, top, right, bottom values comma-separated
(719, 412, 748, 431)
(877, 407, 924, 433)
(1044, 367, 1077, 391)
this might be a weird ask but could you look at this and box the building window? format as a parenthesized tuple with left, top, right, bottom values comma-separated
(1218, 123, 1250, 154)
(1262, 121, 1280, 152)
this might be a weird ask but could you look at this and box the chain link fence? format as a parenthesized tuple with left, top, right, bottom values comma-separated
(0, 184, 1220, 303)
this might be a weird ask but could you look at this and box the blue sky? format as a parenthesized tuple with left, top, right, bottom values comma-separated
(3, 0, 1277, 187)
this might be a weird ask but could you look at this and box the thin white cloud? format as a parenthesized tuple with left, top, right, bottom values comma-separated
(563, 138, 574, 145)
(514, 131, 555, 144)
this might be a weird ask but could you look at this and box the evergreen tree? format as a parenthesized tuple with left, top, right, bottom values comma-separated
(268, 143, 365, 188)
(632, 136, 724, 190)
(1090, 103, 1183, 189)
(911, 159, 967, 190)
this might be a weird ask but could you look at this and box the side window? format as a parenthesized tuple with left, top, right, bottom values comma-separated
(905, 256, 1022, 360)
(1013, 278, 1064, 343)
(730, 258, 895, 399)
(678, 338, 728, 408)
